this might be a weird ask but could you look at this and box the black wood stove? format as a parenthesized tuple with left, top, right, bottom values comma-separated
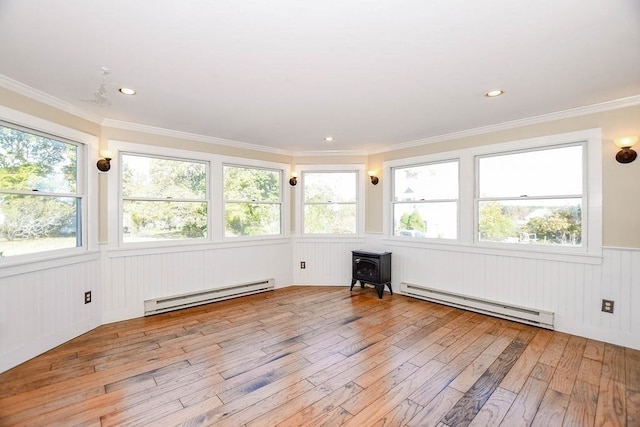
(350, 250, 392, 299)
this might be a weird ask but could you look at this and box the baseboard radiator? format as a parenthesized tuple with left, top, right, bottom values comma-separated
(400, 282, 554, 330)
(144, 279, 275, 316)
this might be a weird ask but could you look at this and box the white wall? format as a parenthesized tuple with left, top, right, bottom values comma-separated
(291, 237, 366, 286)
(0, 254, 102, 373)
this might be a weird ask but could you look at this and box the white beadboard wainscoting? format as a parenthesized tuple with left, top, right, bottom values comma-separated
(367, 235, 638, 350)
(291, 237, 367, 286)
(2, 237, 638, 373)
(0, 253, 102, 373)
(102, 239, 293, 324)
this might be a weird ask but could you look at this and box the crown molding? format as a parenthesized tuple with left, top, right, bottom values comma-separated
(292, 149, 369, 157)
(103, 119, 370, 157)
(0, 74, 104, 124)
(2, 73, 638, 158)
(371, 95, 640, 155)
(101, 118, 292, 156)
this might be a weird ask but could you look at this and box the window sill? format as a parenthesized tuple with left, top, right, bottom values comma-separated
(383, 238, 603, 264)
(291, 235, 367, 243)
(107, 237, 292, 258)
(0, 249, 100, 278)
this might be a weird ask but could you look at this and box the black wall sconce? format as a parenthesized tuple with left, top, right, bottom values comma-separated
(368, 170, 379, 185)
(289, 172, 298, 186)
(615, 136, 638, 164)
(96, 149, 114, 172)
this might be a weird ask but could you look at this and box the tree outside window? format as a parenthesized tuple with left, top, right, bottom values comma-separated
(121, 154, 207, 242)
(0, 124, 81, 257)
(303, 172, 357, 234)
(223, 165, 282, 237)
(392, 160, 458, 239)
(477, 144, 583, 246)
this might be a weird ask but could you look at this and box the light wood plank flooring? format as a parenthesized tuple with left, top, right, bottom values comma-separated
(0, 286, 638, 426)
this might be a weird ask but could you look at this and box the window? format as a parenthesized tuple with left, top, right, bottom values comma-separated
(223, 165, 282, 237)
(0, 122, 83, 257)
(384, 129, 601, 259)
(303, 171, 358, 234)
(392, 160, 458, 239)
(121, 154, 207, 242)
(477, 144, 583, 247)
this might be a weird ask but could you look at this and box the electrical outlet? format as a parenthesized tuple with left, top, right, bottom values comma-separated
(300, 261, 306, 269)
(601, 299, 614, 313)
(84, 291, 92, 304)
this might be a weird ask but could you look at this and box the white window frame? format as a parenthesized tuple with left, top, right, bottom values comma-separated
(0, 105, 97, 268)
(222, 163, 284, 239)
(475, 142, 585, 249)
(107, 140, 291, 252)
(295, 164, 365, 237)
(383, 129, 602, 263)
(390, 159, 460, 241)
(119, 151, 210, 245)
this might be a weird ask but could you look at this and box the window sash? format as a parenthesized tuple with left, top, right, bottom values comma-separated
(392, 160, 458, 202)
(391, 159, 459, 240)
(120, 153, 210, 243)
(121, 153, 207, 200)
(0, 121, 85, 257)
(303, 171, 357, 203)
(223, 165, 283, 237)
(223, 164, 282, 203)
(475, 143, 586, 248)
(302, 171, 359, 235)
(477, 143, 583, 199)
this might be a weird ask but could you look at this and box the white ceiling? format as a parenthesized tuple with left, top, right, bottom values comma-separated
(0, 0, 639, 154)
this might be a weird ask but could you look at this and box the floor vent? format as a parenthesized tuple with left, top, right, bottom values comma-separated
(400, 282, 554, 330)
(144, 279, 275, 316)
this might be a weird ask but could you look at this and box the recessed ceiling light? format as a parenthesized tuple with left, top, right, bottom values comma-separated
(485, 90, 504, 97)
(324, 136, 334, 142)
(119, 87, 136, 95)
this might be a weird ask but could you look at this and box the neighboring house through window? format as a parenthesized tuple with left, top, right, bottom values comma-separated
(384, 129, 601, 259)
(477, 144, 584, 247)
(392, 160, 458, 240)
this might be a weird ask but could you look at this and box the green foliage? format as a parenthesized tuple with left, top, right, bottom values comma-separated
(122, 156, 206, 199)
(122, 155, 208, 239)
(0, 126, 76, 192)
(526, 206, 581, 244)
(304, 204, 356, 234)
(224, 166, 279, 201)
(223, 166, 281, 236)
(0, 126, 78, 244)
(302, 173, 356, 234)
(124, 201, 207, 239)
(478, 202, 517, 241)
(479, 202, 581, 245)
(399, 209, 425, 231)
(0, 195, 75, 241)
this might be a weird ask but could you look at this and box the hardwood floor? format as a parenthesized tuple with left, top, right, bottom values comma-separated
(0, 286, 638, 426)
